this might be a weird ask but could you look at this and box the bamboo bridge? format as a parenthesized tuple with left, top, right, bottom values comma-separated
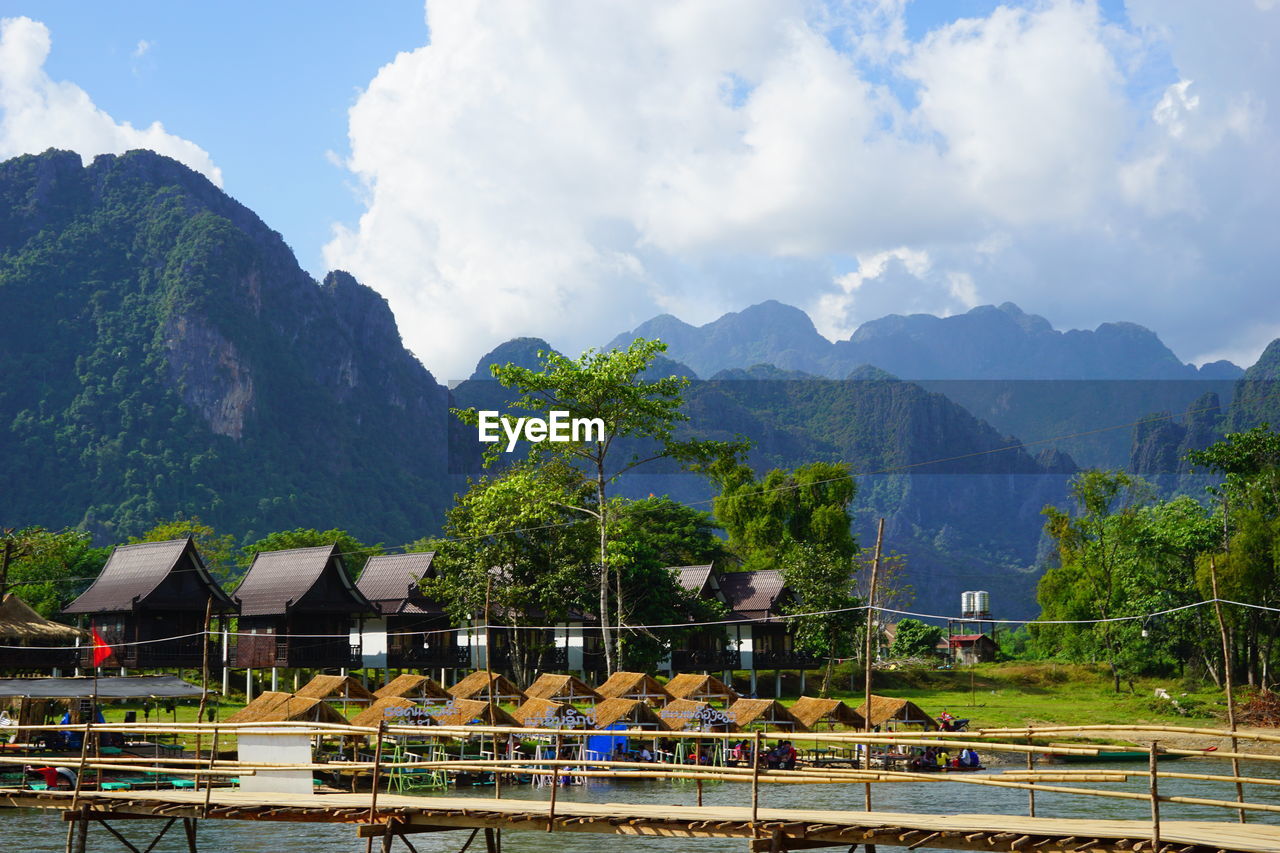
(4, 721, 1280, 853)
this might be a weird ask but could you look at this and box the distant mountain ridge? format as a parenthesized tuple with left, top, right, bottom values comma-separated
(608, 300, 1243, 381)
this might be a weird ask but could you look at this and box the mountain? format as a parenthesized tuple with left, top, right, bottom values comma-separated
(0, 149, 453, 545)
(609, 300, 1243, 381)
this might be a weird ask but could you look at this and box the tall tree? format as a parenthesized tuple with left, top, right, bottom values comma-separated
(421, 462, 594, 685)
(779, 543, 863, 695)
(1, 527, 108, 618)
(710, 460, 857, 571)
(455, 337, 744, 673)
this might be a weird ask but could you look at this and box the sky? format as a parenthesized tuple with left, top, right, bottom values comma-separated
(0, 1, 1276, 380)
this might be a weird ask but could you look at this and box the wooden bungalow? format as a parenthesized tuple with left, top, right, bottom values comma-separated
(63, 538, 233, 669)
(374, 674, 451, 702)
(232, 545, 372, 670)
(853, 694, 938, 731)
(432, 698, 520, 728)
(224, 691, 349, 725)
(448, 671, 525, 704)
(350, 697, 437, 729)
(0, 593, 83, 671)
(664, 673, 738, 706)
(666, 565, 738, 671)
(355, 552, 470, 672)
(789, 696, 866, 730)
(726, 698, 806, 731)
(719, 570, 818, 693)
(658, 698, 739, 732)
(594, 671, 671, 706)
(523, 673, 599, 704)
(591, 697, 667, 729)
(512, 697, 592, 729)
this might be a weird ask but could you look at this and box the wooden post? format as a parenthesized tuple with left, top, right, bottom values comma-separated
(484, 577, 501, 800)
(547, 733, 562, 831)
(365, 719, 387, 853)
(195, 596, 213, 762)
(73, 804, 89, 853)
(183, 817, 198, 853)
(1210, 557, 1246, 823)
(751, 730, 762, 823)
(1149, 741, 1161, 853)
(202, 726, 219, 817)
(863, 518, 884, 815)
(1025, 733, 1036, 817)
(696, 734, 704, 807)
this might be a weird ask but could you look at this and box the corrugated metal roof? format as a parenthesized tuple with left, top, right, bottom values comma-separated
(64, 538, 231, 614)
(233, 544, 372, 617)
(718, 569, 786, 617)
(357, 552, 436, 608)
(669, 564, 714, 594)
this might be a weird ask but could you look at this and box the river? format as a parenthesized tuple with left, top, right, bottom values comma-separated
(4, 758, 1279, 852)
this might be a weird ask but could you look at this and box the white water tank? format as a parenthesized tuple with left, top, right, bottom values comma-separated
(961, 591, 977, 616)
(961, 590, 991, 619)
(974, 590, 990, 617)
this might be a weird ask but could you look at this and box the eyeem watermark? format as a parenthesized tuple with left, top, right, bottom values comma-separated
(477, 410, 605, 452)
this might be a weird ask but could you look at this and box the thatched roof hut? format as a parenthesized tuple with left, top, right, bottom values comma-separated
(524, 673, 599, 703)
(449, 671, 525, 703)
(726, 698, 806, 731)
(664, 673, 738, 705)
(350, 696, 438, 729)
(591, 697, 668, 729)
(374, 674, 450, 701)
(594, 672, 671, 705)
(789, 696, 866, 730)
(854, 694, 938, 730)
(512, 697, 594, 728)
(658, 698, 738, 732)
(224, 691, 347, 724)
(0, 594, 83, 642)
(296, 674, 375, 704)
(432, 698, 520, 727)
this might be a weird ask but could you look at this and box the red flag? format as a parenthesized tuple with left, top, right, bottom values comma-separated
(90, 626, 113, 667)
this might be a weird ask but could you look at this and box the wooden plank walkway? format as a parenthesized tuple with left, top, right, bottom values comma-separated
(4, 787, 1280, 853)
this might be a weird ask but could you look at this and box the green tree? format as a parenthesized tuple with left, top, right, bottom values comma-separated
(454, 337, 744, 673)
(1038, 470, 1154, 692)
(779, 543, 864, 695)
(889, 618, 944, 659)
(1, 527, 109, 618)
(422, 462, 594, 684)
(710, 461, 857, 571)
(240, 528, 383, 580)
(129, 515, 236, 574)
(607, 496, 729, 671)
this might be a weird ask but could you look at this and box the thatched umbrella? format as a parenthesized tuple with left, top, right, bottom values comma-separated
(788, 696, 867, 730)
(374, 674, 450, 701)
(727, 698, 807, 731)
(594, 672, 671, 705)
(659, 698, 739, 732)
(853, 694, 938, 730)
(664, 673, 738, 705)
(590, 698, 668, 729)
(524, 673, 599, 703)
(448, 671, 525, 703)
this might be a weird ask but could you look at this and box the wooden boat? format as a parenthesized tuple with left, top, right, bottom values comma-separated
(1054, 750, 1188, 763)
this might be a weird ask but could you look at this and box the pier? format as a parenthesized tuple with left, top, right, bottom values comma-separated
(4, 721, 1280, 852)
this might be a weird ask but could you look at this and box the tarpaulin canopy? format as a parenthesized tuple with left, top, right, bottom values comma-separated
(0, 675, 203, 699)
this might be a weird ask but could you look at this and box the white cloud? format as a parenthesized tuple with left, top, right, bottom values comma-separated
(0, 17, 220, 185)
(132, 39, 151, 60)
(325, 0, 1280, 377)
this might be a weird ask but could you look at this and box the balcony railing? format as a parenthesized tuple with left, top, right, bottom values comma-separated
(490, 646, 568, 672)
(387, 645, 472, 669)
(751, 649, 821, 668)
(0, 646, 80, 670)
(671, 648, 741, 670)
(83, 637, 218, 669)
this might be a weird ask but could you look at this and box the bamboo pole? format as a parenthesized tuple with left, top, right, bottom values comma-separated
(1149, 741, 1161, 853)
(195, 596, 213, 763)
(863, 517, 884, 819)
(1210, 556, 1246, 824)
(751, 730, 761, 824)
(202, 725, 219, 818)
(365, 719, 387, 853)
(1026, 732, 1035, 817)
(546, 733, 561, 831)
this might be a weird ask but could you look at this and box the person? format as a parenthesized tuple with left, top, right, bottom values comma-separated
(639, 745, 653, 762)
(25, 765, 75, 789)
(731, 740, 745, 764)
(778, 741, 797, 771)
(936, 749, 950, 769)
(958, 748, 980, 768)
(765, 743, 782, 769)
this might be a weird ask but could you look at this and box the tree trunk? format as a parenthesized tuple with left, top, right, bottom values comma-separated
(596, 465, 614, 675)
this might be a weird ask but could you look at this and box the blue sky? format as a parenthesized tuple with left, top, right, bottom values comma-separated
(0, 2, 1276, 379)
(2, 1, 425, 273)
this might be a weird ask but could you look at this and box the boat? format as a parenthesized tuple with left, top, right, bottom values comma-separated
(1054, 750, 1189, 763)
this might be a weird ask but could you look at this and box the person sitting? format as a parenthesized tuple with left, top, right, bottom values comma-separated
(778, 741, 797, 771)
(639, 745, 654, 763)
(958, 748, 981, 768)
(765, 744, 782, 769)
(936, 749, 950, 769)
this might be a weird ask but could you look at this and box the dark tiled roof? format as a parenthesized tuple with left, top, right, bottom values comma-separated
(356, 552, 435, 612)
(234, 545, 372, 617)
(64, 538, 232, 614)
(669, 564, 714, 595)
(718, 569, 786, 618)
